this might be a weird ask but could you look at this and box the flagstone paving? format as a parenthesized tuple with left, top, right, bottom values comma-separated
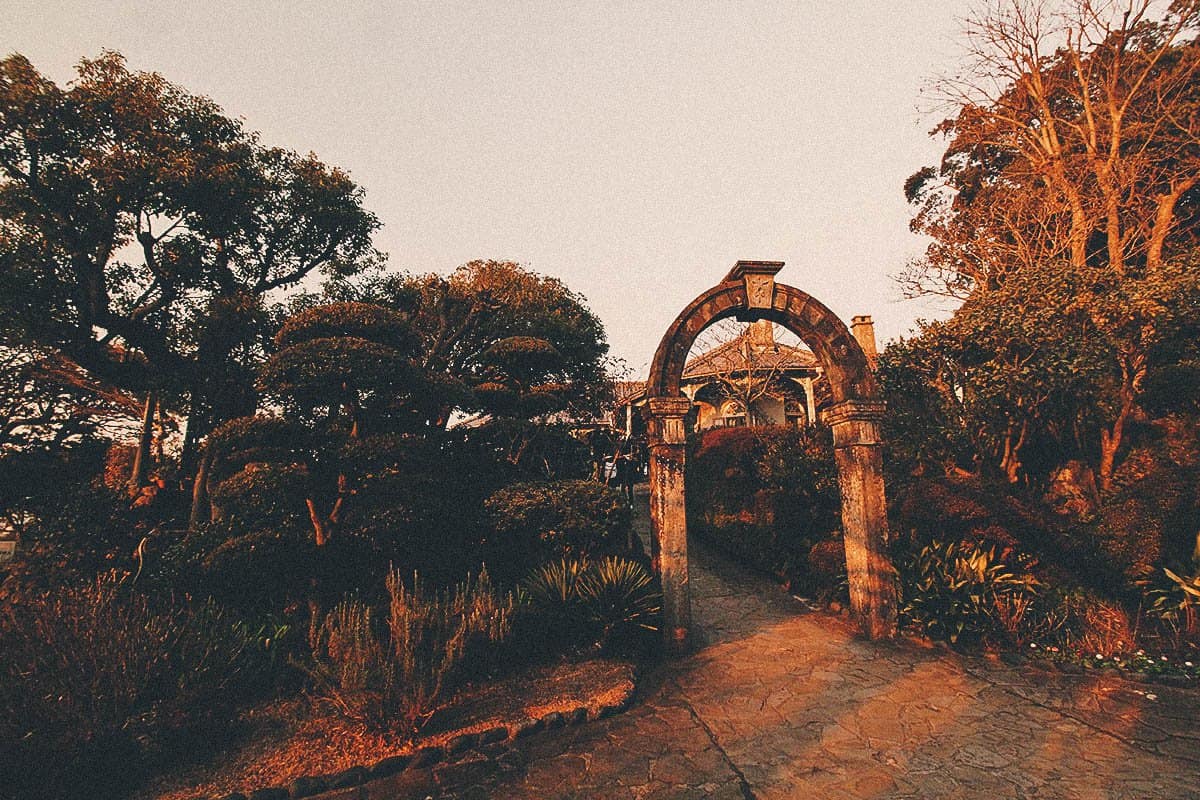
(384, 499, 1200, 799)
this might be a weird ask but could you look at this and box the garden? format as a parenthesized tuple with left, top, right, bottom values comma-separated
(4, 2, 1200, 796)
(0, 56, 660, 795)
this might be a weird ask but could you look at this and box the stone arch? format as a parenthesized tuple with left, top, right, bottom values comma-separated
(646, 261, 898, 651)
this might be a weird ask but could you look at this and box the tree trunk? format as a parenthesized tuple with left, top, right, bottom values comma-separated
(188, 446, 214, 531)
(1147, 177, 1197, 272)
(999, 419, 1028, 484)
(1099, 382, 1136, 493)
(180, 383, 203, 479)
(306, 499, 332, 547)
(128, 391, 157, 495)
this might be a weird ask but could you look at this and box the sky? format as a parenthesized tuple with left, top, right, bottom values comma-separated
(4, 1, 969, 374)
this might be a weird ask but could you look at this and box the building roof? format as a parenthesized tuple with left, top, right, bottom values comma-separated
(613, 324, 820, 407)
(681, 337, 817, 380)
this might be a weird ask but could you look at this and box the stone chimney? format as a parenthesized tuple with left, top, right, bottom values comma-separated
(851, 315, 878, 367)
(747, 319, 775, 348)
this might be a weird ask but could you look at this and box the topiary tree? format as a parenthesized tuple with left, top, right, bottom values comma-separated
(485, 480, 632, 577)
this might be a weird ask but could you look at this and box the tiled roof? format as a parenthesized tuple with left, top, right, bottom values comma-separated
(612, 332, 819, 406)
(682, 338, 817, 379)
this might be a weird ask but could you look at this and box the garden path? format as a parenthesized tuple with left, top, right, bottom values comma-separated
(377, 491, 1200, 799)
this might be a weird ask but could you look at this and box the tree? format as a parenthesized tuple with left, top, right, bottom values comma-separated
(906, 0, 1200, 295)
(688, 320, 796, 426)
(0, 51, 380, 486)
(0, 345, 143, 453)
(903, 0, 1200, 488)
(882, 258, 1200, 487)
(322, 260, 613, 425)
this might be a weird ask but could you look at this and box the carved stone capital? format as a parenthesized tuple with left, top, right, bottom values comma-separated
(825, 399, 886, 448)
(646, 396, 692, 418)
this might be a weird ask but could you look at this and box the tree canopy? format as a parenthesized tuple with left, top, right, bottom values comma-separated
(0, 51, 381, 471)
(896, 0, 1200, 489)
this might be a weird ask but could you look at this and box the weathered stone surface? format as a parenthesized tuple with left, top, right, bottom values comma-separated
(478, 725, 508, 745)
(286, 774, 328, 798)
(446, 732, 477, 754)
(247, 788, 288, 800)
(645, 264, 897, 645)
(361, 768, 435, 799)
(326, 766, 367, 789)
(366, 754, 409, 778)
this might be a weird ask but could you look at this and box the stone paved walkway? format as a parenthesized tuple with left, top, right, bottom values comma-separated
(411, 497, 1200, 799)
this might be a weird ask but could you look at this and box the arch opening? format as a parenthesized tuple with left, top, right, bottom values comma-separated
(645, 261, 898, 651)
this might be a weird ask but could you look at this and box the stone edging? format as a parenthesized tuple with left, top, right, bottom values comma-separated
(202, 683, 637, 800)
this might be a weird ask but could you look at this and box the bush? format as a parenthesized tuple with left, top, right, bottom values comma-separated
(0, 574, 281, 800)
(899, 539, 1040, 647)
(485, 480, 632, 571)
(303, 568, 515, 736)
(1144, 565, 1200, 649)
(521, 556, 660, 656)
(686, 426, 841, 592)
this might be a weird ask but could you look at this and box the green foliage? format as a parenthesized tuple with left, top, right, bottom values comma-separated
(274, 302, 417, 351)
(319, 260, 613, 423)
(0, 51, 379, 412)
(580, 556, 663, 647)
(209, 462, 310, 529)
(686, 426, 841, 593)
(1145, 565, 1200, 645)
(0, 444, 151, 599)
(302, 568, 514, 735)
(877, 337, 975, 479)
(485, 480, 632, 567)
(461, 418, 591, 481)
(521, 556, 660, 655)
(0, 574, 282, 800)
(899, 540, 1039, 647)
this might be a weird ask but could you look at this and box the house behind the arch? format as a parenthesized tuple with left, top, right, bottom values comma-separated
(611, 315, 880, 437)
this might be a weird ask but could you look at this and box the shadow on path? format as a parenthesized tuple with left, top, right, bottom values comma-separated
(426, 487, 1200, 800)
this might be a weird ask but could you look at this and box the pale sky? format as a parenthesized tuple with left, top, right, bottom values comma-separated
(4, 1, 966, 373)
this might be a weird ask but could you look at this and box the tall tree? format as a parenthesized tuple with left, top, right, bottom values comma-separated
(0, 51, 380, 483)
(905, 0, 1200, 296)
(323, 260, 613, 427)
(903, 0, 1200, 488)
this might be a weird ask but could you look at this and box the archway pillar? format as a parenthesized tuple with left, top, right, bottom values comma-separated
(825, 399, 898, 639)
(646, 395, 692, 653)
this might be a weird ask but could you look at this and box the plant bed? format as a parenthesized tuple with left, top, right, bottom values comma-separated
(133, 659, 635, 800)
(1016, 644, 1200, 684)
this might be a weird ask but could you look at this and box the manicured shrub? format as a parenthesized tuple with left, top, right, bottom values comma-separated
(303, 568, 515, 736)
(485, 480, 632, 569)
(0, 574, 280, 800)
(580, 556, 663, 652)
(806, 538, 849, 603)
(686, 425, 841, 592)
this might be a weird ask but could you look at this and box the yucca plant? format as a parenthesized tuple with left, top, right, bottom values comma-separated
(523, 557, 590, 607)
(522, 556, 661, 653)
(520, 557, 591, 649)
(579, 556, 661, 643)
